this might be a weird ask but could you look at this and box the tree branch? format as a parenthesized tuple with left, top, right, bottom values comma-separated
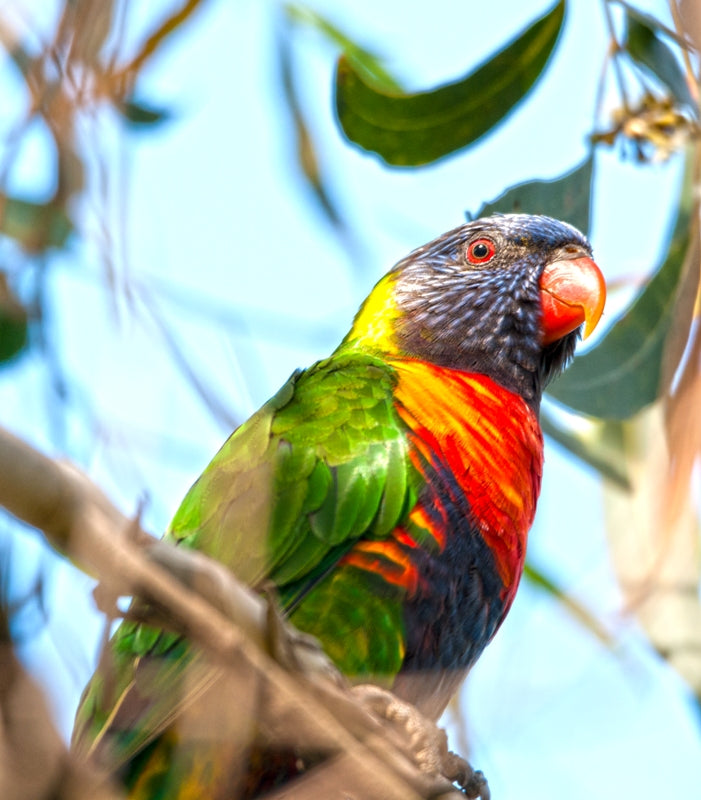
(0, 629, 122, 800)
(0, 424, 484, 799)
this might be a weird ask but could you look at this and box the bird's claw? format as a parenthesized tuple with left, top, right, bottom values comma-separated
(445, 755, 490, 800)
(262, 586, 346, 686)
(351, 684, 489, 799)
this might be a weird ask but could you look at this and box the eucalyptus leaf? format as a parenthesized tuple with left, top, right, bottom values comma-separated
(285, 4, 401, 91)
(0, 274, 28, 364)
(277, 29, 346, 232)
(548, 152, 695, 419)
(335, 0, 565, 166)
(0, 197, 73, 252)
(474, 155, 593, 235)
(120, 98, 172, 129)
(624, 9, 696, 111)
(613, 0, 692, 49)
(0, 311, 27, 364)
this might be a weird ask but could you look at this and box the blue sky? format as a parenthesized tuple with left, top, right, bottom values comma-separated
(2, 0, 700, 798)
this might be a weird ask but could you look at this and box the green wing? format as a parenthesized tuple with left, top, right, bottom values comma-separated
(168, 349, 416, 592)
(73, 350, 418, 774)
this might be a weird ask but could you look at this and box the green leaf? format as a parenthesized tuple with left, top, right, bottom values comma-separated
(0, 274, 28, 364)
(548, 151, 696, 419)
(335, 0, 565, 166)
(613, 0, 692, 49)
(624, 8, 696, 111)
(474, 154, 593, 235)
(285, 4, 402, 92)
(276, 26, 348, 234)
(0, 312, 27, 364)
(0, 197, 73, 252)
(120, 98, 172, 129)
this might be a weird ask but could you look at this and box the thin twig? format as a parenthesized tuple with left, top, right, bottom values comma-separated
(601, 0, 631, 110)
(668, 0, 700, 105)
(138, 295, 241, 430)
(117, 0, 209, 85)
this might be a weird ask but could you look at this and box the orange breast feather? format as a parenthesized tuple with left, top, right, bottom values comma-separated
(389, 358, 544, 599)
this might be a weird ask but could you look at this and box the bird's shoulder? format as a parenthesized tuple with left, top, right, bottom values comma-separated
(167, 349, 418, 588)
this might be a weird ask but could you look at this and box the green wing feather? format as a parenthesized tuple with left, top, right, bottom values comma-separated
(168, 350, 414, 582)
(73, 350, 419, 774)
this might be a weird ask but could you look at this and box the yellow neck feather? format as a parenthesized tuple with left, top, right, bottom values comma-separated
(342, 272, 400, 354)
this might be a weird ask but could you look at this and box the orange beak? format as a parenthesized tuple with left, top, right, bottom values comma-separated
(539, 256, 606, 345)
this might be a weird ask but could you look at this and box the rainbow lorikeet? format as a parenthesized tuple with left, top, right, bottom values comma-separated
(72, 214, 605, 796)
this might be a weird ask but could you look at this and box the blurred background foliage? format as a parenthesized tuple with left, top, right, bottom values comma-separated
(1, 0, 700, 797)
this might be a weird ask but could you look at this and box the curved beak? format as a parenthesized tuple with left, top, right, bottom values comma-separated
(539, 256, 606, 345)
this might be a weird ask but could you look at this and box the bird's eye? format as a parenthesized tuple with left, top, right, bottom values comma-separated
(466, 238, 496, 265)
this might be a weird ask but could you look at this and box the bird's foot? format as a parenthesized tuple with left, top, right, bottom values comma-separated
(351, 684, 489, 800)
(262, 586, 346, 687)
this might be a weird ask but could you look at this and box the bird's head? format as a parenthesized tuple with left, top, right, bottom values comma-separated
(343, 214, 606, 407)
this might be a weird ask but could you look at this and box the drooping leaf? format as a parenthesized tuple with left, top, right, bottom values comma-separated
(474, 154, 593, 235)
(548, 151, 696, 419)
(120, 98, 172, 129)
(613, 0, 693, 49)
(277, 26, 347, 234)
(623, 8, 696, 112)
(0, 196, 73, 252)
(2, 35, 36, 81)
(0, 274, 28, 364)
(0, 312, 27, 364)
(285, 4, 402, 92)
(335, 0, 565, 166)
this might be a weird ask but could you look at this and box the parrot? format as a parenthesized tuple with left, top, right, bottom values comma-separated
(72, 213, 606, 798)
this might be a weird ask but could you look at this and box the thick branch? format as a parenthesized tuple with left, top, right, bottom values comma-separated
(0, 425, 271, 656)
(0, 426, 134, 560)
(0, 638, 122, 800)
(0, 425, 479, 799)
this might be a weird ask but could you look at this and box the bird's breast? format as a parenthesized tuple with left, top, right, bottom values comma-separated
(388, 357, 544, 603)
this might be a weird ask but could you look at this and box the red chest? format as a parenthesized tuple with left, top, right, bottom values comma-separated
(389, 358, 544, 597)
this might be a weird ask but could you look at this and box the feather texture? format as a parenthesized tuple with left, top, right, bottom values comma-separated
(72, 214, 605, 797)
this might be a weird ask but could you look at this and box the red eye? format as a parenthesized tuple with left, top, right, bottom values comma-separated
(466, 238, 496, 265)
